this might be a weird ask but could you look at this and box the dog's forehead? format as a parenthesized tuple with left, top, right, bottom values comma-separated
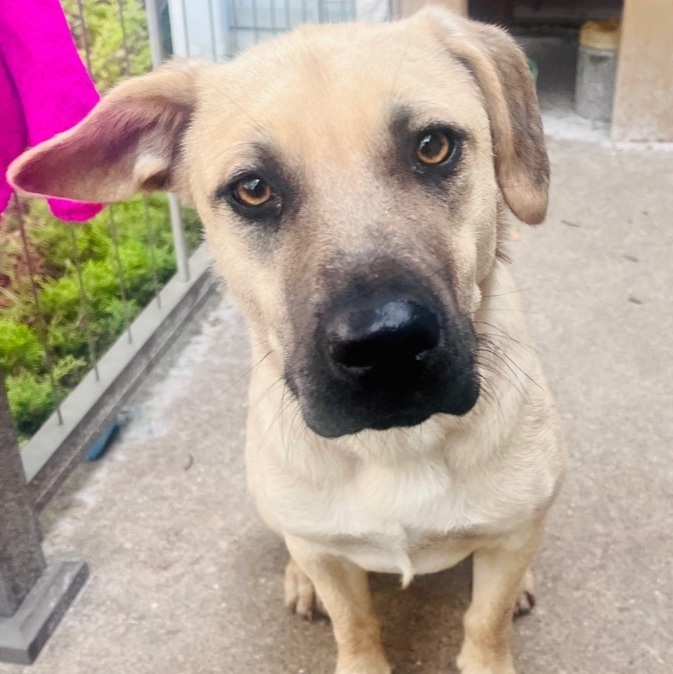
(192, 21, 486, 180)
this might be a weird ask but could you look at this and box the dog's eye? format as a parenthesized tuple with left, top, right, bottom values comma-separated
(416, 131, 452, 165)
(232, 175, 273, 207)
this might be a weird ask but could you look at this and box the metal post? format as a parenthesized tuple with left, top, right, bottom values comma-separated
(0, 373, 89, 664)
(145, 0, 164, 67)
(145, 1, 191, 283)
(168, 193, 190, 282)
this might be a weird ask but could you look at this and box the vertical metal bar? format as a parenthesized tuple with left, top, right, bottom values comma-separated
(390, 0, 399, 20)
(142, 196, 162, 309)
(207, 0, 218, 60)
(14, 197, 63, 426)
(144, 0, 164, 67)
(284, 0, 292, 29)
(227, 0, 237, 54)
(317, 0, 326, 22)
(115, 0, 132, 76)
(252, 0, 260, 41)
(168, 194, 190, 282)
(301, 0, 308, 22)
(270, 0, 277, 34)
(74, 0, 93, 73)
(107, 206, 133, 344)
(180, 0, 191, 56)
(68, 227, 100, 382)
(0, 373, 46, 618)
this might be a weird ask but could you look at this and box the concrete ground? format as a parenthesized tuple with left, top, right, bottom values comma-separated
(2, 137, 672, 674)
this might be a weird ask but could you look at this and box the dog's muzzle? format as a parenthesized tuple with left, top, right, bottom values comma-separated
(287, 272, 480, 438)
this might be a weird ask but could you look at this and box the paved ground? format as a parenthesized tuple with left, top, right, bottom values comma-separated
(2, 137, 672, 674)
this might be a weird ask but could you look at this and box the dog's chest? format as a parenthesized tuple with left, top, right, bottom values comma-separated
(321, 461, 483, 580)
(268, 453, 511, 582)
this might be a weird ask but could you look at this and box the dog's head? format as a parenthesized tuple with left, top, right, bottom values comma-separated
(8, 9, 548, 438)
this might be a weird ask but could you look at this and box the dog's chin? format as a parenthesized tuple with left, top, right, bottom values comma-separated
(296, 382, 481, 439)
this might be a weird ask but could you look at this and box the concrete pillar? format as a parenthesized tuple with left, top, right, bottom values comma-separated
(612, 0, 673, 142)
(0, 372, 46, 618)
(0, 374, 89, 664)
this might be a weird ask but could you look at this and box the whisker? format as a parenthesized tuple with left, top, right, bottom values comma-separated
(473, 320, 537, 353)
(476, 341, 526, 398)
(220, 349, 275, 396)
(476, 335, 540, 395)
(481, 286, 532, 299)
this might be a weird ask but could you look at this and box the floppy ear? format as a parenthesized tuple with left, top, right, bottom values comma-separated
(420, 8, 549, 225)
(8, 60, 206, 204)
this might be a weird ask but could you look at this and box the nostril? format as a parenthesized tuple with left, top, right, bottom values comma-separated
(326, 298, 440, 370)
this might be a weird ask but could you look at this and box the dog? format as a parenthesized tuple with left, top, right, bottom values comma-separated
(9, 7, 565, 673)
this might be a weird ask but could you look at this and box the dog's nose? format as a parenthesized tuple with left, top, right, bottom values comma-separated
(325, 297, 440, 370)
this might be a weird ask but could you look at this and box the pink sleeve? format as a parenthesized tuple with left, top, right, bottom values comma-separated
(0, 0, 103, 221)
(0, 53, 26, 216)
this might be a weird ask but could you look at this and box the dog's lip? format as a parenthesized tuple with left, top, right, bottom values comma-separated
(357, 407, 439, 433)
(301, 387, 479, 439)
(304, 408, 439, 439)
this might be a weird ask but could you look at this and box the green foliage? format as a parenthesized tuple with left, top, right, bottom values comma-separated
(2, 195, 202, 441)
(5, 356, 87, 438)
(52, 355, 89, 388)
(28, 202, 112, 276)
(6, 374, 55, 438)
(62, 0, 152, 91)
(0, 321, 43, 374)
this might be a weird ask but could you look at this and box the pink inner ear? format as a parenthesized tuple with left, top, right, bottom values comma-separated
(9, 93, 192, 205)
(7, 102, 159, 204)
(7, 149, 104, 221)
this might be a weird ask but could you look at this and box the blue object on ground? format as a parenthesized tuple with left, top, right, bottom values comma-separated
(85, 419, 121, 461)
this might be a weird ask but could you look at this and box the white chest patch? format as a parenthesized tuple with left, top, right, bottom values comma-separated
(274, 453, 508, 585)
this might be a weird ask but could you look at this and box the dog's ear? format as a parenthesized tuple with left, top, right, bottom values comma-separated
(420, 8, 549, 225)
(8, 60, 206, 204)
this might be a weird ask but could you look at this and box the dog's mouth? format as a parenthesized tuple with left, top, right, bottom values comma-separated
(285, 277, 480, 439)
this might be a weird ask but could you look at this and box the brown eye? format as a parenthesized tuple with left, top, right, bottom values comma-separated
(233, 175, 272, 207)
(416, 131, 452, 165)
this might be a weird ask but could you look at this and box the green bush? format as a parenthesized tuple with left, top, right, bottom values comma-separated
(5, 356, 88, 437)
(63, 0, 152, 91)
(6, 373, 55, 438)
(2, 195, 202, 442)
(0, 321, 43, 373)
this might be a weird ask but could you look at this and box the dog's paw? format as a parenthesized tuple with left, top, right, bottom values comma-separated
(457, 649, 515, 674)
(336, 654, 392, 674)
(457, 663, 515, 674)
(513, 568, 535, 618)
(284, 558, 328, 621)
(336, 663, 392, 674)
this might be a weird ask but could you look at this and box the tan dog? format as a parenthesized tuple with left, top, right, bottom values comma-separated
(9, 8, 565, 673)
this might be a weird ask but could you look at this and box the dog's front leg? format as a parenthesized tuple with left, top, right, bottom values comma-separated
(286, 536, 391, 674)
(457, 522, 544, 674)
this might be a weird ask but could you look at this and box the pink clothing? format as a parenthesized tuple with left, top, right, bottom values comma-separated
(0, 0, 102, 221)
